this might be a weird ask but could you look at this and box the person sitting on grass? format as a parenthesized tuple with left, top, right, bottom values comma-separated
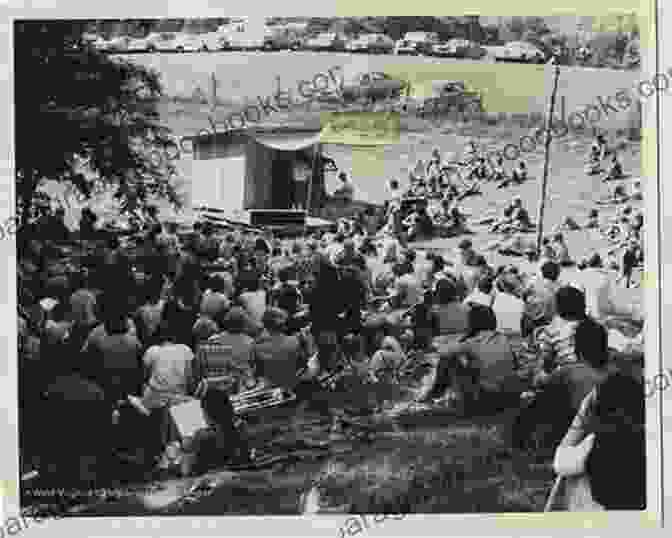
(514, 316, 612, 454)
(368, 335, 407, 383)
(552, 370, 645, 510)
(492, 156, 506, 182)
(463, 274, 495, 309)
(499, 160, 528, 189)
(433, 197, 453, 226)
(403, 202, 434, 241)
(416, 304, 522, 414)
(584, 208, 600, 229)
(252, 308, 308, 392)
(591, 133, 608, 162)
(469, 157, 489, 181)
(630, 180, 643, 201)
(586, 147, 603, 176)
(532, 286, 588, 388)
(180, 386, 251, 477)
(540, 237, 556, 263)
(432, 278, 470, 345)
(551, 232, 573, 266)
(603, 152, 625, 182)
(560, 216, 581, 231)
(332, 172, 354, 202)
(512, 160, 527, 183)
(490, 196, 532, 233)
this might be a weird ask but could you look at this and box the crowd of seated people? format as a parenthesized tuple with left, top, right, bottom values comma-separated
(17, 201, 644, 497)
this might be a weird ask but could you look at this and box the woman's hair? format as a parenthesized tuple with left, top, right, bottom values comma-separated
(586, 372, 646, 509)
(477, 275, 494, 294)
(314, 256, 340, 287)
(555, 286, 586, 321)
(540, 260, 560, 281)
(587, 253, 603, 268)
(262, 307, 288, 332)
(223, 307, 247, 333)
(208, 274, 227, 294)
(496, 274, 519, 296)
(201, 387, 235, 430)
(173, 275, 195, 304)
(155, 307, 180, 343)
(144, 275, 164, 304)
(574, 317, 609, 369)
(278, 266, 292, 283)
(462, 304, 497, 340)
(99, 292, 128, 335)
(432, 256, 446, 274)
(435, 278, 458, 304)
(237, 271, 260, 293)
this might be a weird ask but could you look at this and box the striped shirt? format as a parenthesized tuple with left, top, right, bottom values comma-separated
(537, 318, 581, 371)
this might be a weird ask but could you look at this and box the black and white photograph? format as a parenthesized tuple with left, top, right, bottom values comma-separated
(7, 10, 659, 524)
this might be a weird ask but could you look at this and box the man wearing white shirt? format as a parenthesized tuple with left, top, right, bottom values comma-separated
(492, 274, 525, 334)
(569, 253, 615, 321)
(464, 275, 495, 308)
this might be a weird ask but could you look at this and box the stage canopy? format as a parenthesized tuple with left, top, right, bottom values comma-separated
(177, 129, 325, 217)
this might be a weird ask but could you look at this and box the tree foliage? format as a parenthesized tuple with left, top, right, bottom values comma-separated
(14, 20, 182, 224)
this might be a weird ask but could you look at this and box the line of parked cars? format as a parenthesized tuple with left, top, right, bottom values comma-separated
(88, 31, 230, 53)
(84, 29, 547, 63)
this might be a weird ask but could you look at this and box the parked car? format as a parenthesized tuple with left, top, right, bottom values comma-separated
(173, 33, 208, 53)
(494, 41, 546, 63)
(125, 36, 154, 52)
(431, 38, 470, 57)
(409, 80, 483, 117)
(97, 35, 132, 53)
(341, 71, 409, 103)
(145, 32, 179, 52)
(346, 33, 395, 54)
(263, 28, 303, 51)
(304, 33, 347, 52)
(227, 33, 265, 51)
(394, 32, 439, 56)
(79, 33, 107, 51)
(198, 32, 228, 51)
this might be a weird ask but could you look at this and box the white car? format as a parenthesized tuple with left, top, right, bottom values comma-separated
(495, 41, 546, 63)
(432, 38, 470, 57)
(394, 32, 439, 56)
(145, 32, 180, 52)
(305, 33, 347, 52)
(96, 35, 131, 53)
(173, 33, 207, 53)
(126, 36, 154, 52)
(346, 34, 394, 54)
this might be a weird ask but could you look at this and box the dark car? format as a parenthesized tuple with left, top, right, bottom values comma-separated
(340, 71, 409, 103)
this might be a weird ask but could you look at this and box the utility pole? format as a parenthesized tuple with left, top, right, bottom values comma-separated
(535, 60, 562, 257)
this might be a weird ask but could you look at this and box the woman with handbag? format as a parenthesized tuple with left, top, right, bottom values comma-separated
(547, 367, 645, 511)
